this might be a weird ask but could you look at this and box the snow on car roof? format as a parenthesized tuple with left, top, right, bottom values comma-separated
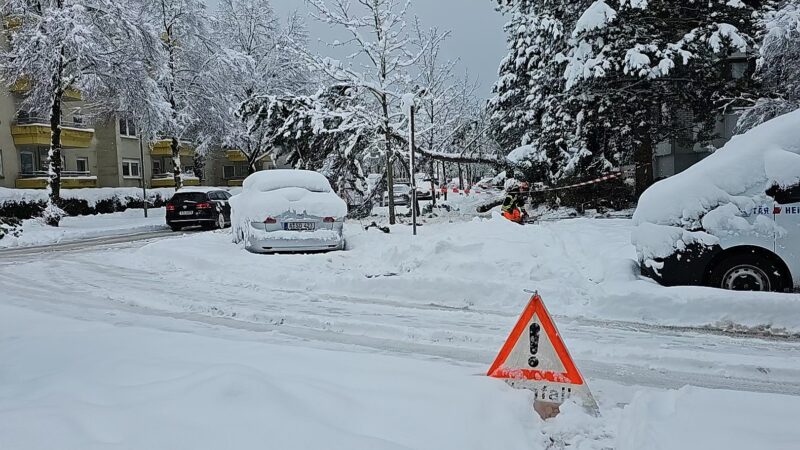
(242, 169, 333, 193)
(175, 186, 227, 194)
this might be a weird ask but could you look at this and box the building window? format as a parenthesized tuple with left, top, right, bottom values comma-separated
(73, 115, 84, 126)
(183, 166, 194, 175)
(119, 118, 137, 137)
(236, 165, 249, 178)
(153, 160, 162, 175)
(76, 157, 88, 173)
(122, 159, 141, 178)
(223, 165, 235, 179)
(20, 151, 34, 174)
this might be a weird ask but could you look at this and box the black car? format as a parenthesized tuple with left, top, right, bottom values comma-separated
(166, 189, 232, 232)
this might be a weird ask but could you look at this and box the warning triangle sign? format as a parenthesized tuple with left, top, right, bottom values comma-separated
(488, 293, 598, 415)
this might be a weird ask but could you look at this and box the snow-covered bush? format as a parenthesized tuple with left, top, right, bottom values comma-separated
(0, 188, 174, 220)
(632, 109, 800, 260)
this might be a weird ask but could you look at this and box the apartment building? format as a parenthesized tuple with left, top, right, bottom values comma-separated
(204, 149, 286, 187)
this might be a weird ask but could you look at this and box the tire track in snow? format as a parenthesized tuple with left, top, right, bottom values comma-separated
(2, 256, 800, 397)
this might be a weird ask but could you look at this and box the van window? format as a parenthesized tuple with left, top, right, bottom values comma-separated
(768, 184, 800, 204)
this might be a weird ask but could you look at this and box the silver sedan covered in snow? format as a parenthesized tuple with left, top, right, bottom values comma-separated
(230, 170, 348, 253)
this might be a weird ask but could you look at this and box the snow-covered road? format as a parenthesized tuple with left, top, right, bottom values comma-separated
(2, 217, 799, 399)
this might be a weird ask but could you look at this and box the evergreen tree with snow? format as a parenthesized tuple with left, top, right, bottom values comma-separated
(491, 0, 770, 199)
(737, 0, 800, 132)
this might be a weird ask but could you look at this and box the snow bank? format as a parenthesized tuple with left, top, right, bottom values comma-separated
(0, 304, 541, 450)
(617, 386, 800, 450)
(100, 217, 800, 334)
(0, 208, 168, 248)
(633, 110, 800, 257)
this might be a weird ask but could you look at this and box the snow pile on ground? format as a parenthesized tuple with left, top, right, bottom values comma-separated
(93, 215, 800, 334)
(0, 208, 167, 248)
(617, 386, 800, 450)
(633, 110, 800, 258)
(0, 186, 177, 208)
(0, 303, 542, 450)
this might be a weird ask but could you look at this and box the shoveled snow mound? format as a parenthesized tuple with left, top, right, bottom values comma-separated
(96, 216, 800, 333)
(617, 386, 800, 450)
(230, 170, 347, 242)
(0, 304, 541, 450)
(633, 109, 800, 258)
(0, 208, 168, 248)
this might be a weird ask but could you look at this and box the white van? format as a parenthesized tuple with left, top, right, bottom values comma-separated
(632, 110, 800, 292)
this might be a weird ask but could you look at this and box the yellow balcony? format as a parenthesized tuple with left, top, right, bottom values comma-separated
(8, 76, 81, 100)
(151, 139, 195, 157)
(4, 16, 22, 30)
(225, 149, 274, 166)
(227, 179, 245, 187)
(15, 175, 98, 189)
(225, 149, 247, 162)
(151, 176, 200, 188)
(11, 122, 94, 148)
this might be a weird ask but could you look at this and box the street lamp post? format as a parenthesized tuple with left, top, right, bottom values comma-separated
(138, 131, 148, 218)
(407, 100, 418, 236)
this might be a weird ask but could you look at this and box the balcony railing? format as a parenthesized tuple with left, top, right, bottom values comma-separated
(18, 170, 92, 178)
(14, 116, 93, 129)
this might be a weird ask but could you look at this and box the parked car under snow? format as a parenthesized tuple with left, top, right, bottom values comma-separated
(230, 170, 348, 254)
(632, 110, 800, 292)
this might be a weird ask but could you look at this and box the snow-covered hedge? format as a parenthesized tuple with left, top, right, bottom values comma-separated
(0, 187, 177, 220)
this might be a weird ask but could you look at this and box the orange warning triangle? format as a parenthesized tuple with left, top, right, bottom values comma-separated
(487, 293, 584, 385)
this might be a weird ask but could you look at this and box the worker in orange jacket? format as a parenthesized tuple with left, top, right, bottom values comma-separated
(501, 181, 529, 224)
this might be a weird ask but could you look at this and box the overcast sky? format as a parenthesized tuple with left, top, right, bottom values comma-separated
(206, 0, 508, 98)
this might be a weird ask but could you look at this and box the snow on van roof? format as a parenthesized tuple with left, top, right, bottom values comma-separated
(242, 170, 333, 193)
(632, 109, 800, 259)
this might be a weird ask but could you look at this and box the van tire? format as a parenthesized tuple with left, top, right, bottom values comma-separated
(708, 253, 786, 292)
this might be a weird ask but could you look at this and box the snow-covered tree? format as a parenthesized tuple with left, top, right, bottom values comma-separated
(491, 0, 768, 197)
(737, 1, 800, 132)
(0, 0, 169, 224)
(302, 0, 446, 224)
(213, 0, 311, 173)
(145, 0, 240, 189)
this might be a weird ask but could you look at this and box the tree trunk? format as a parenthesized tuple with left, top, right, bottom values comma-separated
(382, 96, 396, 225)
(634, 130, 654, 198)
(171, 137, 183, 190)
(429, 159, 436, 207)
(458, 164, 464, 190)
(442, 161, 448, 201)
(46, 46, 66, 226)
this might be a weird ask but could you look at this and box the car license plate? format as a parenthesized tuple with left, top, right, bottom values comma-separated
(179, 211, 194, 216)
(286, 222, 315, 231)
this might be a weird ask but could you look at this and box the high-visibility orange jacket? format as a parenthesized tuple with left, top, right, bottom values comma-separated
(502, 208, 523, 223)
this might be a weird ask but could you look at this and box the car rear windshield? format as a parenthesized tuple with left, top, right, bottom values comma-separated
(171, 193, 208, 204)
